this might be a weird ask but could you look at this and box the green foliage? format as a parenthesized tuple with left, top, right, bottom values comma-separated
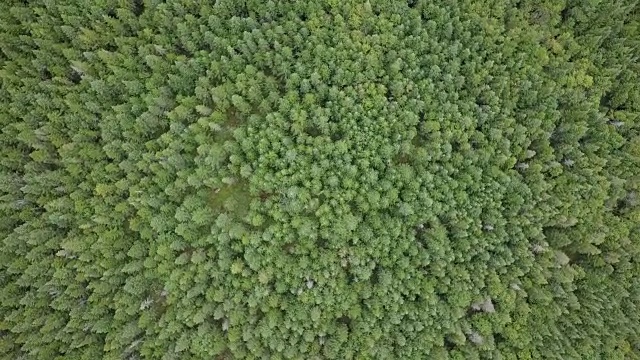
(1, 0, 639, 358)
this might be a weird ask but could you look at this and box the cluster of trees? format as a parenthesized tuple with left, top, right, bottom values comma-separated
(1, 0, 638, 358)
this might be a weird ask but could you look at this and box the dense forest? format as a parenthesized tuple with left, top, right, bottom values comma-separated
(1, 0, 639, 359)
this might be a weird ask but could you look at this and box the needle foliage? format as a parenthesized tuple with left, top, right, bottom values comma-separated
(1, 0, 639, 359)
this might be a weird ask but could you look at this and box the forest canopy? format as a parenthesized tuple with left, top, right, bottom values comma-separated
(1, 0, 639, 359)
